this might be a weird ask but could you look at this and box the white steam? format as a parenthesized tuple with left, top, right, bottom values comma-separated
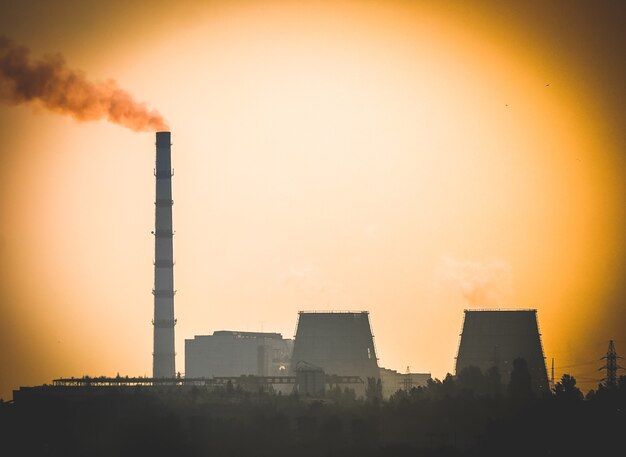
(438, 256, 513, 307)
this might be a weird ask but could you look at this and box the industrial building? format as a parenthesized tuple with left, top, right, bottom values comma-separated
(455, 309, 550, 393)
(290, 311, 380, 396)
(185, 331, 293, 378)
(379, 368, 431, 399)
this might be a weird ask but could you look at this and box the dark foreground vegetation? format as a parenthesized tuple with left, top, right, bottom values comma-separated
(1, 370, 624, 457)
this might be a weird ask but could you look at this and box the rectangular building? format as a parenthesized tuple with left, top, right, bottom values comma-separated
(185, 331, 293, 378)
(379, 367, 431, 399)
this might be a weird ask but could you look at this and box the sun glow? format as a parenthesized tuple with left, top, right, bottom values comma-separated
(0, 0, 621, 397)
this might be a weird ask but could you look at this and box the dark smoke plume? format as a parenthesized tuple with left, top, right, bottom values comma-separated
(0, 35, 168, 131)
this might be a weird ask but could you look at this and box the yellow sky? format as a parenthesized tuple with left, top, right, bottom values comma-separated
(1, 0, 625, 398)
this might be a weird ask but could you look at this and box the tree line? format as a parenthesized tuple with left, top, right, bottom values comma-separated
(0, 360, 624, 457)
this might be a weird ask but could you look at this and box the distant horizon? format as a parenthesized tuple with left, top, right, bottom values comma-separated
(5, 304, 618, 399)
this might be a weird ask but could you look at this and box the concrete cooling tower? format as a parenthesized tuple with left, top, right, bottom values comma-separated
(291, 312, 380, 385)
(455, 309, 550, 393)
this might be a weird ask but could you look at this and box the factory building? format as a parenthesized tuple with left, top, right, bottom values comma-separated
(379, 368, 431, 399)
(291, 311, 380, 396)
(185, 331, 293, 378)
(455, 309, 550, 393)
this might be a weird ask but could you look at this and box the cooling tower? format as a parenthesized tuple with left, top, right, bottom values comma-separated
(291, 312, 380, 386)
(152, 131, 176, 378)
(455, 309, 549, 393)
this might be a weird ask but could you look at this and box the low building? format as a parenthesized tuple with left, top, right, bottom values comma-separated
(379, 367, 431, 399)
(185, 331, 293, 378)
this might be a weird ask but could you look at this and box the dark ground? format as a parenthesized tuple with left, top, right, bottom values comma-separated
(1, 373, 624, 457)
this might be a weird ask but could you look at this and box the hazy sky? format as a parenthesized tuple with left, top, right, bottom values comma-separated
(1, 0, 625, 399)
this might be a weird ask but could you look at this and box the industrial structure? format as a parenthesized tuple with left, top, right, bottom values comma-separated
(294, 361, 326, 396)
(11, 134, 577, 407)
(13, 372, 365, 401)
(455, 309, 549, 393)
(379, 367, 431, 399)
(185, 331, 293, 378)
(152, 131, 176, 378)
(599, 340, 623, 388)
(291, 311, 380, 395)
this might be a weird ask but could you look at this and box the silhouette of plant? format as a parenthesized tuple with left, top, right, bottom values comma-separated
(554, 374, 583, 401)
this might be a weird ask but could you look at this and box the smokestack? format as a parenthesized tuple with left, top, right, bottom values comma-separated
(153, 131, 176, 378)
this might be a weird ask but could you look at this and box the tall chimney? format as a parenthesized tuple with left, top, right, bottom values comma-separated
(153, 131, 176, 378)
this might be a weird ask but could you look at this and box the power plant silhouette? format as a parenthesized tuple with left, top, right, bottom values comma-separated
(152, 129, 550, 396)
(147, 132, 387, 393)
(13, 132, 558, 400)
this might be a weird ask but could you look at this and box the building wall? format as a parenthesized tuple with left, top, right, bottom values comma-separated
(379, 367, 431, 399)
(455, 309, 550, 393)
(185, 331, 293, 378)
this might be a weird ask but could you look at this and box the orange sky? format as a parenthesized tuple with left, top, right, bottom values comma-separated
(1, 0, 625, 399)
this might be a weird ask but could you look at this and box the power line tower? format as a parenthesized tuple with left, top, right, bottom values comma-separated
(598, 340, 623, 388)
(403, 366, 413, 392)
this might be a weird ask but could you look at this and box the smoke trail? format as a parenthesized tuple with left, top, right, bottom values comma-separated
(438, 256, 513, 307)
(0, 35, 167, 132)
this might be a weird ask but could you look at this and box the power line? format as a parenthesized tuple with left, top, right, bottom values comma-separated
(555, 360, 598, 370)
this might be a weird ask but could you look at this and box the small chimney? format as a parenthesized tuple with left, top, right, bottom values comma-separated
(152, 131, 176, 378)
